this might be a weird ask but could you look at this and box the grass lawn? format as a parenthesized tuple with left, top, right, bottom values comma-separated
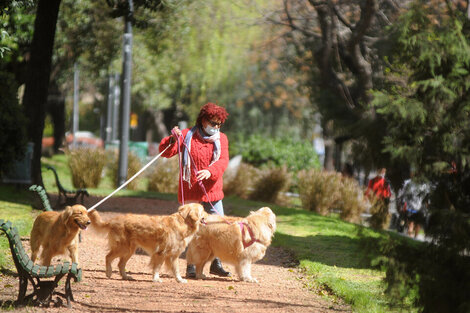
(0, 154, 420, 312)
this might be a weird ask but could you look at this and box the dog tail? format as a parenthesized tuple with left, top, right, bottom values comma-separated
(88, 210, 110, 234)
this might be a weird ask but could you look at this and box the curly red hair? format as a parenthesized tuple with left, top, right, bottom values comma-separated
(196, 102, 229, 127)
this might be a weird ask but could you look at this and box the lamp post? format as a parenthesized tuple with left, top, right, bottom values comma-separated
(117, 0, 133, 186)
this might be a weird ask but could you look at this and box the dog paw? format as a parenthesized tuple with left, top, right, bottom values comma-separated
(242, 277, 259, 283)
(177, 278, 188, 284)
(122, 275, 135, 281)
(153, 278, 163, 283)
(196, 274, 207, 280)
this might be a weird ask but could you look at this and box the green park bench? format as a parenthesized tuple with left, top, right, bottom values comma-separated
(46, 165, 89, 209)
(0, 219, 82, 308)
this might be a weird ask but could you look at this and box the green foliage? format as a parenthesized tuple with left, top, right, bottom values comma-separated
(67, 147, 107, 188)
(372, 2, 470, 312)
(297, 169, 367, 223)
(147, 157, 179, 193)
(0, 71, 27, 177)
(230, 134, 320, 173)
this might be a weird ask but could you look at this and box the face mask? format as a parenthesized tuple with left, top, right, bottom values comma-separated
(204, 125, 219, 136)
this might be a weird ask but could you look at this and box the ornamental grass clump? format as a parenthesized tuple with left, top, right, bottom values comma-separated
(106, 150, 142, 190)
(248, 166, 291, 205)
(298, 169, 342, 215)
(67, 147, 107, 188)
(223, 162, 259, 199)
(337, 177, 367, 223)
(147, 157, 179, 193)
(298, 169, 367, 222)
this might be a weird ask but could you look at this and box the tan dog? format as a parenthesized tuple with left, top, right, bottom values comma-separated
(88, 203, 207, 283)
(187, 207, 276, 283)
(30, 204, 91, 266)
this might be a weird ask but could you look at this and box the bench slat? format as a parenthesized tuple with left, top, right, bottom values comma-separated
(45, 266, 55, 278)
(54, 264, 63, 275)
(31, 264, 40, 276)
(61, 262, 70, 274)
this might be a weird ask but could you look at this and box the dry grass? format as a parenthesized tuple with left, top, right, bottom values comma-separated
(248, 166, 291, 205)
(67, 147, 107, 188)
(298, 169, 367, 222)
(223, 162, 259, 199)
(147, 157, 179, 193)
(106, 150, 142, 190)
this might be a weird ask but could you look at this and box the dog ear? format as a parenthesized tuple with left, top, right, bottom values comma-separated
(178, 204, 191, 219)
(62, 206, 73, 223)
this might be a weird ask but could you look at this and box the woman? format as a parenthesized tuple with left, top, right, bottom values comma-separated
(158, 102, 231, 278)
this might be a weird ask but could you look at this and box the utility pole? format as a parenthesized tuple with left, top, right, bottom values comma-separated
(105, 74, 114, 144)
(72, 62, 79, 148)
(117, 0, 133, 186)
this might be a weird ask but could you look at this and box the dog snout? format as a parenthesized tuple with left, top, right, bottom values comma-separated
(86, 220, 91, 225)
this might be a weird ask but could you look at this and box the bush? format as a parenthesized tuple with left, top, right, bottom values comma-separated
(298, 169, 342, 215)
(230, 134, 320, 173)
(248, 166, 291, 205)
(223, 162, 259, 199)
(147, 157, 179, 193)
(298, 169, 367, 221)
(338, 177, 367, 223)
(67, 147, 107, 188)
(106, 150, 142, 190)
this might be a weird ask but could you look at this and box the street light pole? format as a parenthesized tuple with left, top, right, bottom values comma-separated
(117, 0, 133, 186)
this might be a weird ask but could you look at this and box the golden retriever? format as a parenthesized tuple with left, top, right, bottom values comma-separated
(30, 204, 91, 266)
(186, 207, 276, 283)
(88, 203, 207, 283)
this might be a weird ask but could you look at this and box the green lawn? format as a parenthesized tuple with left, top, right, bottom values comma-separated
(0, 154, 420, 312)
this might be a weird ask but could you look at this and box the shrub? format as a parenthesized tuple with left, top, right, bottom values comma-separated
(248, 166, 291, 205)
(106, 150, 142, 190)
(67, 147, 107, 188)
(338, 177, 367, 223)
(223, 162, 259, 199)
(147, 157, 179, 193)
(230, 134, 320, 173)
(298, 169, 367, 221)
(298, 169, 342, 215)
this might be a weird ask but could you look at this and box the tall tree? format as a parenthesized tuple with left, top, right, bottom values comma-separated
(267, 0, 404, 171)
(22, 0, 61, 185)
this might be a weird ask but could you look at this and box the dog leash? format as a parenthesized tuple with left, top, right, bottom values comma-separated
(87, 144, 171, 213)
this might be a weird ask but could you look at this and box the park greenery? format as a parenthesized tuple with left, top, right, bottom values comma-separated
(1, 0, 470, 312)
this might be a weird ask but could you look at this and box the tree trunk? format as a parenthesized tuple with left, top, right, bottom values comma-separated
(22, 0, 62, 185)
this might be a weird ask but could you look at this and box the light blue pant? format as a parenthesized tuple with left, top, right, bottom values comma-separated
(201, 200, 224, 216)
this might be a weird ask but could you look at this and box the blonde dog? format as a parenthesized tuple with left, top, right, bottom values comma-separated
(88, 203, 207, 283)
(30, 204, 91, 266)
(187, 207, 276, 283)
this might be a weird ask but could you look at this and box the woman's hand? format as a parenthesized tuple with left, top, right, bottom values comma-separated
(171, 126, 182, 138)
(196, 169, 211, 181)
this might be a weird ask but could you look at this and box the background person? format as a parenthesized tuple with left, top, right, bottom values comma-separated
(365, 167, 392, 229)
(158, 102, 231, 278)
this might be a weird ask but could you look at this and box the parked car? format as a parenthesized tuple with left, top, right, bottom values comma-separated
(65, 131, 104, 149)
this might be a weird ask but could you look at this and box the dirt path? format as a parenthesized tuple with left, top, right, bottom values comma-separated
(1, 196, 350, 312)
